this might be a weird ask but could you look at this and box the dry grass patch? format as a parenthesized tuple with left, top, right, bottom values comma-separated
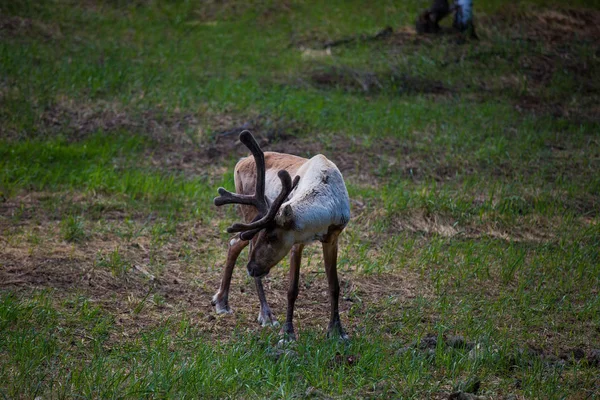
(0, 191, 432, 343)
(21, 96, 202, 142)
(303, 65, 452, 96)
(482, 5, 600, 44)
(477, 6, 600, 122)
(0, 15, 62, 40)
(388, 209, 567, 243)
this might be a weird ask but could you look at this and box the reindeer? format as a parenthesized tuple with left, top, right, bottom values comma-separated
(211, 131, 350, 340)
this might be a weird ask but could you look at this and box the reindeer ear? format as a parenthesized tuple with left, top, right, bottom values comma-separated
(276, 204, 295, 230)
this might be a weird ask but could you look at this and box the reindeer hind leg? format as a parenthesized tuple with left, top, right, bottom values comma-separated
(322, 233, 348, 340)
(279, 244, 304, 341)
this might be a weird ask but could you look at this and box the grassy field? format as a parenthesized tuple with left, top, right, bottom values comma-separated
(1, 0, 599, 398)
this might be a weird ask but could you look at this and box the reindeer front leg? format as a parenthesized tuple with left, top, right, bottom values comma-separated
(322, 233, 348, 340)
(281, 244, 304, 340)
(255, 277, 279, 327)
(212, 236, 248, 314)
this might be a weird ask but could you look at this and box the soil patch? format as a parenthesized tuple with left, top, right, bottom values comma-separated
(149, 113, 310, 174)
(292, 26, 446, 51)
(3, 96, 315, 177)
(34, 97, 200, 142)
(0, 15, 62, 40)
(388, 209, 561, 244)
(482, 5, 600, 44)
(11, 94, 452, 183)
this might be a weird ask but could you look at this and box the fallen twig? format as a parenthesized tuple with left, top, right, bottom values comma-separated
(321, 26, 393, 49)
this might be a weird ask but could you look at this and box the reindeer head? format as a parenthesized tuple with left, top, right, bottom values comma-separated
(214, 131, 299, 278)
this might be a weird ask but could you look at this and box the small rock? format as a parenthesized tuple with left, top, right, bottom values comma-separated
(205, 314, 216, 322)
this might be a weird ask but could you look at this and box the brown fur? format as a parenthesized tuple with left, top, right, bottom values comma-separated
(234, 152, 308, 222)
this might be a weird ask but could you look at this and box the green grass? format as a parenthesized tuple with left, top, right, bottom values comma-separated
(2, 292, 597, 399)
(1, 0, 599, 398)
(0, 134, 221, 217)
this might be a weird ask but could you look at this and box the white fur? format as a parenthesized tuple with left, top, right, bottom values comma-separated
(265, 155, 350, 243)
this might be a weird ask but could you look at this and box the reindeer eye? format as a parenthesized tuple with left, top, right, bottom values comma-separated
(265, 232, 278, 243)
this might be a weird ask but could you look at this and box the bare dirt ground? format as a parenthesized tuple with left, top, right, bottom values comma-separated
(0, 190, 428, 342)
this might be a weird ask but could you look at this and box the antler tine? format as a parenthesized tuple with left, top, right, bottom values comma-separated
(214, 187, 260, 207)
(239, 130, 267, 214)
(213, 130, 268, 215)
(227, 170, 293, 234)
(238, 175, 299, 240)
(291, 175, 300, 191)
(239, 227, 262, 241)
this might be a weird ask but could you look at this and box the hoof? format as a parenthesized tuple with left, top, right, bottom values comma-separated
(258, 309, 279, 327)
(278, 322, 296, 345)
(277, 334, 297, 347)
(328, 333, 350, 342)
(327, 326, 349, 341)
(212, 294, 233, 314)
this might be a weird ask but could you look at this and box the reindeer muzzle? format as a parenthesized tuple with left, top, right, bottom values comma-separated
(247, 262, 268, 278)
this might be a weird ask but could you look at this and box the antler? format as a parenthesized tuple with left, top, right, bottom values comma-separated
(214, 131, 300, 240)
(214, 130, 269, 215)
(228, 170, 298, 233)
